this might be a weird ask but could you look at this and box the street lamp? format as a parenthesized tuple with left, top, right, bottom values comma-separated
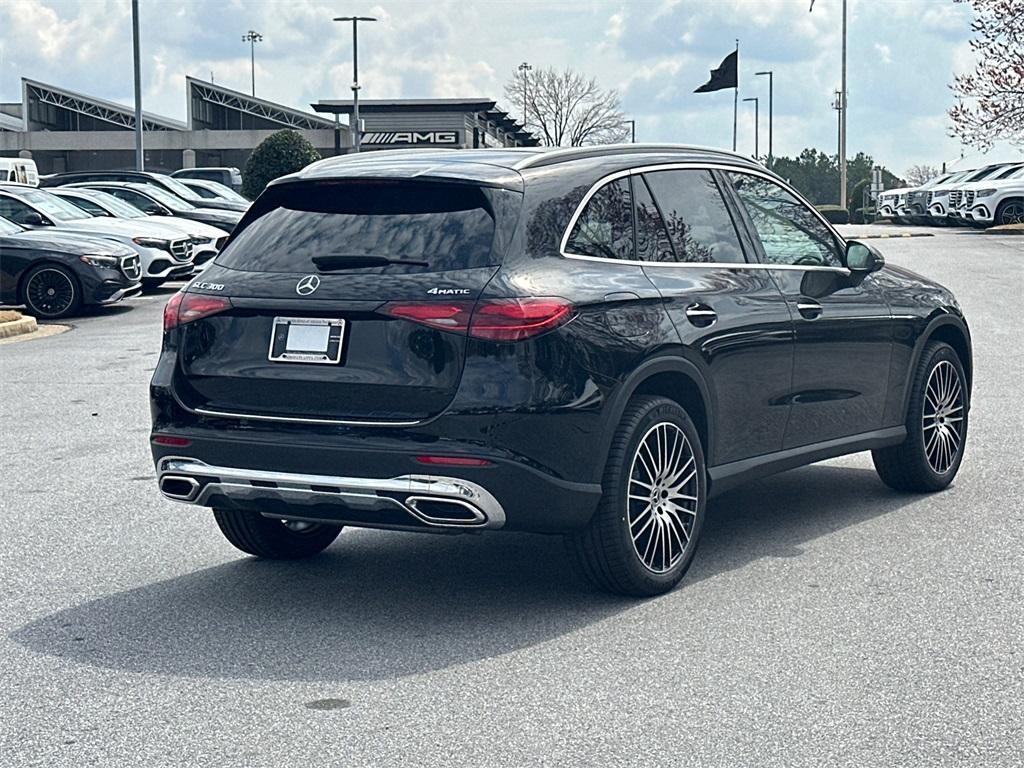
(810, 0, 847, 210)
(743, 97, 759, 160)
(755, 70, 773, 168)
(241, 30, 262, 97)
(517, 62, 532, 127)
(333, 16, 377, 153)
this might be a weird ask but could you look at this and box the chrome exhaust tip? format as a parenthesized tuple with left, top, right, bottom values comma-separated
(405, 495, 488, 526)
(160, 475, 200, 501)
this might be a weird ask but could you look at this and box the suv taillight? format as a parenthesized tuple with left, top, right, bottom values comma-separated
(382, 298, 573, 342)
(163, 291, 232, 331)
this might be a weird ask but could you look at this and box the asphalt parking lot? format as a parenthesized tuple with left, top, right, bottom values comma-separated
(1, 226, 1022, 767)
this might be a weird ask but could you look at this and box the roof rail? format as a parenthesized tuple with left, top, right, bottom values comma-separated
(513, 143, 754, 170)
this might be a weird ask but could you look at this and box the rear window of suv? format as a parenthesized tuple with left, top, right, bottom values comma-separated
(216, 181, 501, 273)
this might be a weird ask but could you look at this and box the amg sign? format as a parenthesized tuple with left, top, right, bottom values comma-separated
(361, 131, 460, 146)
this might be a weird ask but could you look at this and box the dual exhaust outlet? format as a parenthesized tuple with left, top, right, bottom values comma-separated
(157, 458, 505, 530)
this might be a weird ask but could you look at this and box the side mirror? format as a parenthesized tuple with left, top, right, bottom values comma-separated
(22, 211, 47, 226)
(846, 240, 885, 273)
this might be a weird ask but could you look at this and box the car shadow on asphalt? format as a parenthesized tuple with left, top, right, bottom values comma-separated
(11, 464, 920, 683)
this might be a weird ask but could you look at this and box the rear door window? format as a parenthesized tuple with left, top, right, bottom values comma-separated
(216, 181, 503, 273)
(642, 169, 746, 263)
(564, 177, 634, 260)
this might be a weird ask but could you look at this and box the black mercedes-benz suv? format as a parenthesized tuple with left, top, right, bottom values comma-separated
(151, 145, 971, 596)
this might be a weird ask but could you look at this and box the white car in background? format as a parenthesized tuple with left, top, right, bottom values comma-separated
(924, 169, 977, 222)
(940, 163, 1020, 224)
(876, 188, 913, 221)
(954, 164, 1024, 227)
(0, 184, 195, 289)
(50, 187, 228, 271)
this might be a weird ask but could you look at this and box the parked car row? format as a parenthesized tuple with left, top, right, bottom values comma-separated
(877, 161, 1024, 228)
(0, 168, 248, 319)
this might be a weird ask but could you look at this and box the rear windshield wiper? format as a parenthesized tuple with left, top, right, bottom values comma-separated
(312, 254, 430, 270)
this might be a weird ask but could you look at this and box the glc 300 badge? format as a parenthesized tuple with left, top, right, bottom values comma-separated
(296, 275, 321, 296)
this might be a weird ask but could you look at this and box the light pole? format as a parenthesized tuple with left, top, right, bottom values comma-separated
(755, 70, 773, 168)
(242, 30, 262, 97)
(517, 62, 532, 127)
(131, 0, 143, 170)
(810, 0, 847, 208)
(334, 16, 376, 153)
(626, 119, 636, 143)
(742, 97, 759, 159)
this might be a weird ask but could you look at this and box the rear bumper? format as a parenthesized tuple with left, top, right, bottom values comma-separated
(150, 430, 602, 534)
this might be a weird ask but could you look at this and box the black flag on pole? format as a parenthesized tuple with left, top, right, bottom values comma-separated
(694, 50, 738, 93)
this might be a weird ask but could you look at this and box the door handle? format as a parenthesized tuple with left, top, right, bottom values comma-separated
(685, 303, 717, 327)
(797, 299, 823, 320)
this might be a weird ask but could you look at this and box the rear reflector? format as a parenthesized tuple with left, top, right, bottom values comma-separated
(152, 434, 192, 447)
(163, 291, 232, 331)
(415, 455, 492, 467)
(383, 298, 573, 342)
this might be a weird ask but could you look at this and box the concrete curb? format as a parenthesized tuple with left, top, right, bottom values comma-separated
(0, 315, 37, 339)
(0, 321, 70, 345)
(983, 225, 1024, 235)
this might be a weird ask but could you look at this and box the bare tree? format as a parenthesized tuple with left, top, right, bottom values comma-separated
(948, 0, 1024, 150)
(904, 164, 943, 187)
(505, 66, 631, 147)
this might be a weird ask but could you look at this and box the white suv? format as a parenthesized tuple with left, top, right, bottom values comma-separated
(954, 164, 1024, 227)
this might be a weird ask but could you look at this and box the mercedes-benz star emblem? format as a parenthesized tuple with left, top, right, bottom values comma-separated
(296, 274, 320, 296)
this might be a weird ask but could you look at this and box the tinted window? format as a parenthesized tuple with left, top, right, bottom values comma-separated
(105, 188, 158, 212)
(728, 172, 843, 268)
(644, 170, 746, 263)
(634, 176, 674, 262)
(135, 185, 195, 211)
(58, 195, 105, 216)
(216, 181, 501, 274)
(0, 196, 34, 224)
(187, 184, 218, 199)
(565, 177, 634, 260)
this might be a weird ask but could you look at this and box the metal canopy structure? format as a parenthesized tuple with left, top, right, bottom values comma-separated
(188, 77, 334, 131)
(312, 98, 539, 147)
(22, 78, 185, 132)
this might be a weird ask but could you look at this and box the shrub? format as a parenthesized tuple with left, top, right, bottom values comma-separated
(816, 205, 850, 225)
(241, 130, 321, 199)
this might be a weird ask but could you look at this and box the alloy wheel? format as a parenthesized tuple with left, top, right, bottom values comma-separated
(25, 268, 75, 317)
(999, 202, 1024, 225)
(923, 360, 965, 475)
(627, 422, 700, 573)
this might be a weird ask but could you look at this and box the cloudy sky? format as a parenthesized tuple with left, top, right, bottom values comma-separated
(1, 0, 1019, 174)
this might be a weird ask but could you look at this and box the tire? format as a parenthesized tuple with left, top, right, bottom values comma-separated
(995, 198, 1024, 226)
(872, 341, 968, 492)
(567, 395, 707, 597)
(21, 263, 82, 319)
(212, 508, 342, 559)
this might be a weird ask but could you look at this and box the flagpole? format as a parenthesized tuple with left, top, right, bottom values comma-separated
(732, 39, 739, 152)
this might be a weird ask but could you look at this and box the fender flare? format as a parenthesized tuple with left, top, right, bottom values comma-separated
(900, 311, 973, 420)
(592, 353, 716, 483)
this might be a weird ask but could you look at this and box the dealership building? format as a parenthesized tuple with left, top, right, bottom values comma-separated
(0, 76, 537, 174)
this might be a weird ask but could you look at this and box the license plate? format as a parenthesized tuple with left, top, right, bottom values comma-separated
(268, 317, 345, 364)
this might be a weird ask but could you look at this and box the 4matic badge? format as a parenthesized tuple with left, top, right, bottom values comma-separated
(427, 287, 471, 296)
